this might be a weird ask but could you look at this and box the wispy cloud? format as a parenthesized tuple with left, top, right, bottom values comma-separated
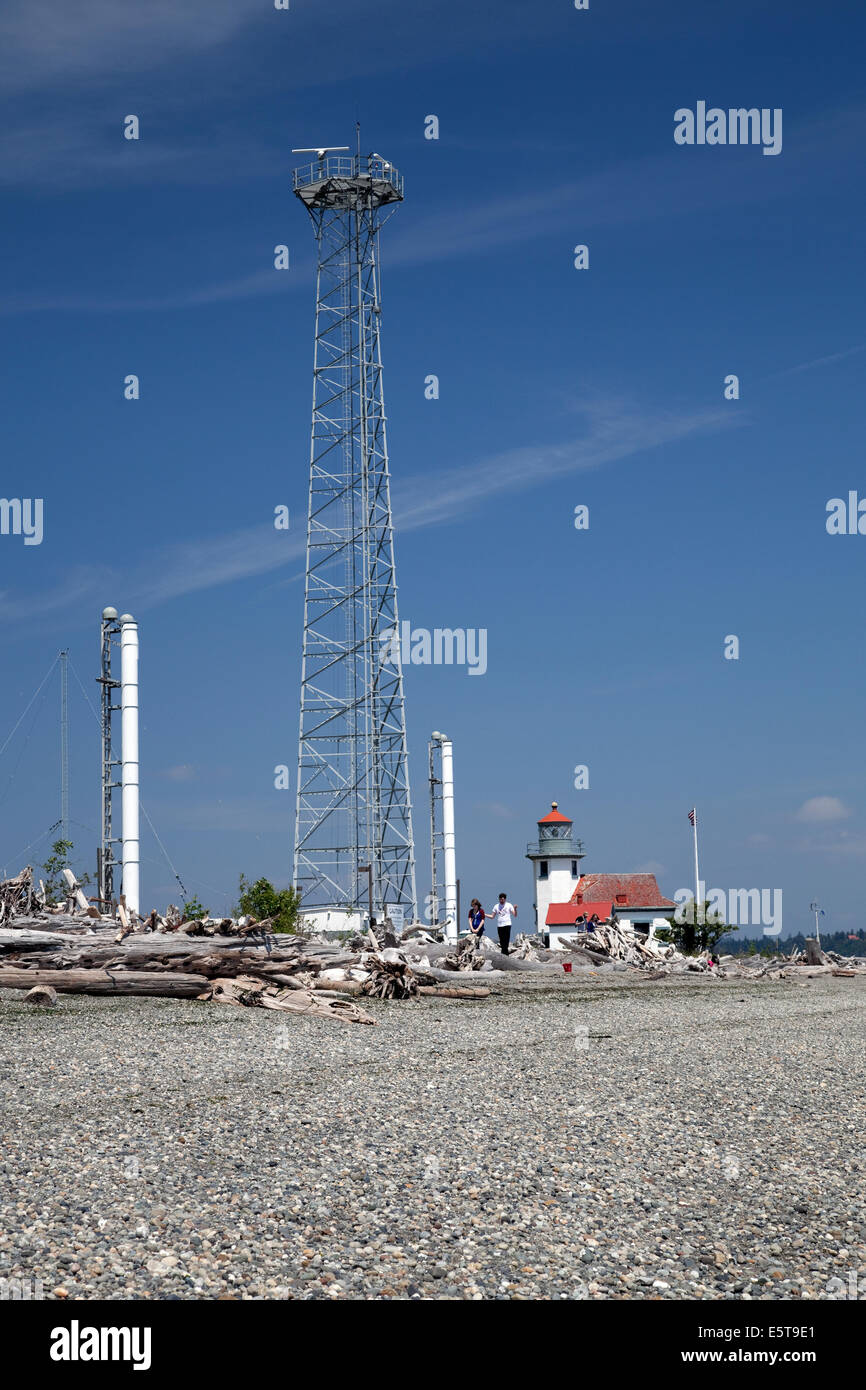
(0, 396, 737, 626)
(389, 104, 866, 269)
(0, 565, 115, 623)
(132, 525, 307, 609)
(0, 268, 299, 316)
(473, 801, 515, 820)
(160, 764, 197, 783)
(794, 796, 851, 824)
(0, 0, 536, 94)
(746, 832, 773, 847)
(392, 397, 735, 531)
(763, 344, 866, 380)
(148, 795, 291, 836)
(0, 115, 285, 195)
(4, 100, 864, 314)
(0, 0, 548, 94)
(0, 0, 268, 91)
(795, 826, 866, 860)
(821, 832, 866, 860)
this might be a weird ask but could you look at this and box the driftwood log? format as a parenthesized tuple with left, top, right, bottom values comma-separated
(0, 930, 72, 951)
(0, 904, 507, 1023)
(804, 937, 828, 966)
(208, 976, 376, 1025)
(0, 968, 207, 997)
(0, 867, 40, 926)
(24, 985, 58, 1007)
(417, 985, 491, 999)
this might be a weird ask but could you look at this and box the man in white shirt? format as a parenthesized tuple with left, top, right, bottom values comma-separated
(489, 892, 517, 955)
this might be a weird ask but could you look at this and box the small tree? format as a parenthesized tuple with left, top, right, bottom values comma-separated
(236, 875, 300, 934)
(181, 895, 208, 921)
(656, 900, 737, 956)
(40, 839, 91, 906)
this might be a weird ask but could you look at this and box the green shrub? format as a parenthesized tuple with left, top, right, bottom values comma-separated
(236, 875, 300, 934)
(181, 895, 208, 921)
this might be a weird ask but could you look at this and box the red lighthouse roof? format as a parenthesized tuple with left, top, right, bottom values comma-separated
(538, 801, 571, 825)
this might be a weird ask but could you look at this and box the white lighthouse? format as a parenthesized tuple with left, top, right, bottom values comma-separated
(526, 803, 585, 933)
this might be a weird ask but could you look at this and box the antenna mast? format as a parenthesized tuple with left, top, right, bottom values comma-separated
(291, 142, 417, 921)
(59, 649, 69, 844)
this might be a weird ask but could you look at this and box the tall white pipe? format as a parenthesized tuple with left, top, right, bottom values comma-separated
(120, 614, 140, 916)
(440, 736, 458, 941)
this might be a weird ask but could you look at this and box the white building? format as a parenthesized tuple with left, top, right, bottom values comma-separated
(526, 802, 676, 949)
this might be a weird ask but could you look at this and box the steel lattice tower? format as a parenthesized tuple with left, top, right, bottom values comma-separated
(292, 145, 417, 921)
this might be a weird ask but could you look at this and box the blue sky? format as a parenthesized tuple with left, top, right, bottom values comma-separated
(0, 0, 864, 935)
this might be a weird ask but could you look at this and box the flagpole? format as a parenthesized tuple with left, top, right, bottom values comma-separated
(692, 809, 700, 923)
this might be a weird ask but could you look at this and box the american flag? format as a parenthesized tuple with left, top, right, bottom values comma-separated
(687, 808, 696, 827)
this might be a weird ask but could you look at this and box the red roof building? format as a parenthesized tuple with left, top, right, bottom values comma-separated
(570, 873, 675, 912)
(546, 900, 613, 927)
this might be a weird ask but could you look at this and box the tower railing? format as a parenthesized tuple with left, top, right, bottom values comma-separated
(527, 839, 585, 856)
(293, 155, 403, 201)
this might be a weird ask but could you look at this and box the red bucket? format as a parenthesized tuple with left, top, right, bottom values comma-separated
(562, 961, 573, 973)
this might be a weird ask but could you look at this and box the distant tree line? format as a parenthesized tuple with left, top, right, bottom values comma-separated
(719, 928, 866, 958)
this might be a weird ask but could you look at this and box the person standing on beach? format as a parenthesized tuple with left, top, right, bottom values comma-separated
(489, 892, 517, 955)
(467, 899, 486, 945)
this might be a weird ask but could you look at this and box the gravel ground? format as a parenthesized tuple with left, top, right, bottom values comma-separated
(1, 972, 864, 1301)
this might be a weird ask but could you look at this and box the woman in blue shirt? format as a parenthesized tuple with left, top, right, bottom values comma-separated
(467, 899, 486, 944)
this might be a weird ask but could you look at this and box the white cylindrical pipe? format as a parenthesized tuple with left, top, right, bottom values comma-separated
(120, 615, 140, 916)
(440, 737, 458, 940)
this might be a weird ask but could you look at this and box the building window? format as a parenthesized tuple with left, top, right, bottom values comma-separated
(539, 861, 548, 880)
(571, 860, 578, 876)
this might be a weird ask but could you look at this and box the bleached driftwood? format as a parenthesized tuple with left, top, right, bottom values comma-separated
(207, 975, 376, 1025)
(0, 968, 207, 997)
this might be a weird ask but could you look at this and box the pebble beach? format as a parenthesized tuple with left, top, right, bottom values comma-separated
(1, 972, 864, 1301)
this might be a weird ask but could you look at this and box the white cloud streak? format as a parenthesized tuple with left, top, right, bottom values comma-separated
(763, 345, 866, 380)
(794, 796, 851, 824)
(0, 397, 736, 626)
(0, 0, 268, 90)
